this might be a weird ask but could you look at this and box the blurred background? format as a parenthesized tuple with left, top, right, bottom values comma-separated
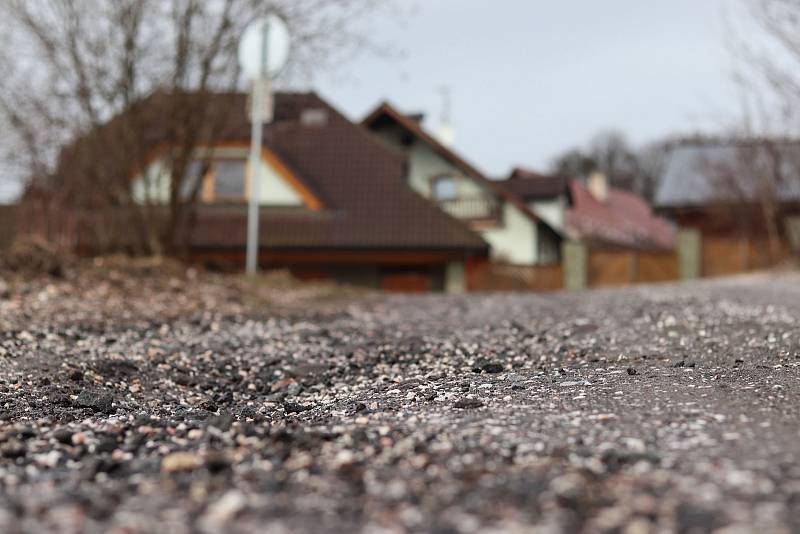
(0, 0, 798, 292)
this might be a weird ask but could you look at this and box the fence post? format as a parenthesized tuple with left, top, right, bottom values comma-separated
(677, 228, 701, 280)
(785, 216, 800, 256)
(445, 260, 466, 294)
(562, 240, 587, 290)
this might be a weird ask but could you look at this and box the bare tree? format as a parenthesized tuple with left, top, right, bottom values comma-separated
(550, 130, 664, 201)
(724, 0, 800, 254)
(0, 0, 394, 255)
(550, 147, 597, 179)
(589, 131, 643, 192)
(636, 141, 670, 203)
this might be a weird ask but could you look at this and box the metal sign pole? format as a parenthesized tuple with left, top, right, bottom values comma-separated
(240, 14, 289, 275)
(245, 77, 263, 275)
(245, 23, 270, 276)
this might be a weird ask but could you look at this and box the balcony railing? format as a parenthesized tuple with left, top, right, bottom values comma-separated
(437, 195, 500, 222)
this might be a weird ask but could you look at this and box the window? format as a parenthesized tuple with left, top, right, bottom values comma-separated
(432, 175, 457, 200)
(213, 159, 247, 199)
(178, 158, 249, 203)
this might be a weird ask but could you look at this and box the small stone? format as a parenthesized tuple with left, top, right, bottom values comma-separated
(453, 398, 484, 409)
(482, 362, 504, 374)
(75, 390, 115, 414)
(627, 367, 638, 375)
(95, 438, 118, 454)
(49, 391, 72, 406)
(284, 401, 312, 414)
(16, 426, 35, 439)
(0, 439, 25, 458)
(161, 451, 201, 472)
(199, 490, 247, 528)
(198, 400, 218, 413)
(52, 428, 73, 445)
(560, 380, 590, 387)
(34, 450, 61, 469)
(334, 450, 355, 468)
(204, 452, 231, 473)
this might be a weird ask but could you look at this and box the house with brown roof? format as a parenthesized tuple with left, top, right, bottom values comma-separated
(501, 169, 675, 251)
(502, 167, 570, 234)
(567, 171, 675, 250)
(55, 91, 489, 292)
(363, 103, 564, 266)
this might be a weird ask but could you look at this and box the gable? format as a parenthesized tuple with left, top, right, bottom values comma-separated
(132, 143, 321, 209)
(363, 103, 554, 230)
(406, 142, 490, 199)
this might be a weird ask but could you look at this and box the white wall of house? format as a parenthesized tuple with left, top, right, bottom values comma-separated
(482, 203, 538, 265)
(131, 147, 303, 206)
(530, 197, 566, 232)
(409, 143, 551, 265)
(256, 159, 304, 205)
(407, 143, 486, 199)
(370, 126, 546, 265)
(132, 160, 170, 204)
(404, 143, 541, 265)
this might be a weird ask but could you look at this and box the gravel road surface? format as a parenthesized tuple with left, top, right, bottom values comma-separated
(1, 272, 800, 533)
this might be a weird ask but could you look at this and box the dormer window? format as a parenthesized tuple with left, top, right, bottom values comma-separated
(212, 159, 247, 200)
(431, 174, 457, 200)
(181, 158, 248, 203)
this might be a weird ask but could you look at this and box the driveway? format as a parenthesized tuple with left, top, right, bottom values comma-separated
(1, 272, 799, 533)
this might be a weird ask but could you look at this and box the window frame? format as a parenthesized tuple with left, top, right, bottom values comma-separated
(430, 173, 459, 201)
(195, 157, 250, 204)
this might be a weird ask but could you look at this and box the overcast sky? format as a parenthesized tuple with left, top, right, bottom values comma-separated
(314, 0, 746, 177)
(0, 0, 752, 203)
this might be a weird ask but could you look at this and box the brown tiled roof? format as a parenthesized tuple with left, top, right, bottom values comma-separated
(566, 180, 675, 250)
(503, 167, 569, 199)
(69, 92, 489, 253)
(362, 102, 555, 232)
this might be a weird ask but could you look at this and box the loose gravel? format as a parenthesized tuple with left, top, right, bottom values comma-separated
(1, 270, 800, 533)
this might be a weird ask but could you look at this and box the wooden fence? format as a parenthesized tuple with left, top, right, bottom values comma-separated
(490, 233, 792, 293)
(576, 233, 789, 290)
(701, 236, 790, 277)
(467, 262, 563, 292)
(587, 248, 678, 288)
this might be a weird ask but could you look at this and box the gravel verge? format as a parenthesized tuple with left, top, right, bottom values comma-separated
(1, 270, 800, 533)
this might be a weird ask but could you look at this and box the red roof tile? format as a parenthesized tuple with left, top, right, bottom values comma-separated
(566, 180, 675, 250)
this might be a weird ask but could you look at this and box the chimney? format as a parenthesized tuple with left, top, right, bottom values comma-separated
(587, 170, 608, 202)
(435, 122, 455, 147)
(435, 86, 454, 147)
